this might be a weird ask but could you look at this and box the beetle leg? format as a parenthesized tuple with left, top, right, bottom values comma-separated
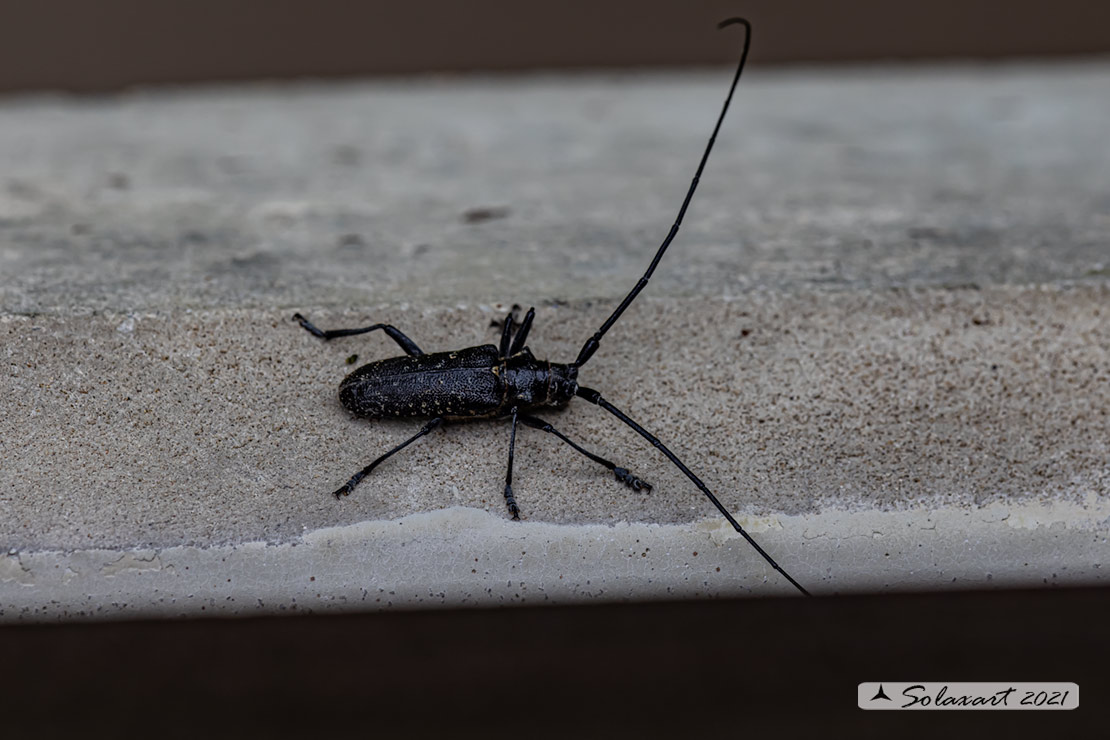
(507, 307, 536, 357)
(497, 309, 515, 359)
(518, 414, 652, 492)
(293, 313, 424, 356)
(493, 304, 533, 357)
(503, 406, 521, 519)
(332, 418, 443, 499)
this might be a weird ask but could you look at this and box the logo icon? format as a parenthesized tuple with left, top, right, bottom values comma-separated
(870, 685, 892, 702)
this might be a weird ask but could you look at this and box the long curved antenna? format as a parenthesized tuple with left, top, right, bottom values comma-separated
(573, 17, 752, 369)
(576, 385, 810, 596)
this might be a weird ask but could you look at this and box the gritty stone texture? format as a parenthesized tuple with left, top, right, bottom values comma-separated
(1, 62, 1108, 618)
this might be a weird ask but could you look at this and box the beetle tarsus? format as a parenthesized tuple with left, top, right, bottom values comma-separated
(613, 467, 652, 493)
(334, 475, 361, 498)
(293, 312, 327, 339)
(505, 485, 520, 520)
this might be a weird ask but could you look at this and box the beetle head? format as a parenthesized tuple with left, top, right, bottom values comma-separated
(545, 363, 579, 408)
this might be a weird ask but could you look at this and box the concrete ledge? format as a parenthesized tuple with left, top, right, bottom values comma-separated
(4, 497, 1107, 620)
(2, 63, 1108, 619)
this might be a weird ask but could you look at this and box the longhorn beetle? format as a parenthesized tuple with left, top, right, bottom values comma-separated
(294, 18, 810, 596)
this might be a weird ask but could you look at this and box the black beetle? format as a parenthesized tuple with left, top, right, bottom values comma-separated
(295, 18, 810, 596)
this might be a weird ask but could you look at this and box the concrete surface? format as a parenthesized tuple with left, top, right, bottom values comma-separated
(2, 62, 1108, 619)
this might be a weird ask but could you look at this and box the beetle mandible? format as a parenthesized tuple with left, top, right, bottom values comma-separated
(295, 18, 810, 596)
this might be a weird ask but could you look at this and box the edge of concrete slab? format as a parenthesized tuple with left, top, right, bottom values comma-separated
(3, 493, 1106, 621)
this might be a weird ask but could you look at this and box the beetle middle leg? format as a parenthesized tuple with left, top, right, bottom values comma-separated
(332, 417, 443, 499)
(518, 414, 652, 492)
(507, 307, 535, 357)
(293, 313, 424, 356)
(503, 407, 521, 519)
(497, 306, 535, 359)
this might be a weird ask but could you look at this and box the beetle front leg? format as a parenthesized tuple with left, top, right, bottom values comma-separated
(507, 307, 535, 357)
(518, 414, 652, 492)
(293, 313, 424, 357)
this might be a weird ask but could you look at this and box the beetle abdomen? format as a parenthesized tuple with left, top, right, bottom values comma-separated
(338, 345, 502, 419)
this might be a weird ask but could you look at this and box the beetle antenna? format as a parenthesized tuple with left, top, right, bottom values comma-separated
(576, 385, 810, 595)
(572, 17, 751, 369)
